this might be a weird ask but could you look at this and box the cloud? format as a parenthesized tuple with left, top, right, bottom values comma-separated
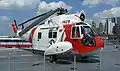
(82, 0, 119, 7)
(82, 0, 100, 6)
(0, 16, 12, 35)
(93, 7, 120, 19)
(102, 0, 119, 5)
(0, 0, 40, 10)
(80, 10, 86, 14)
(0, 16, 10, 23)
(85, 19, 93, 24)
(37, 1, 72, 15)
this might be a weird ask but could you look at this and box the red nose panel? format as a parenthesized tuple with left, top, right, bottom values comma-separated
(64, 24, 104, 54)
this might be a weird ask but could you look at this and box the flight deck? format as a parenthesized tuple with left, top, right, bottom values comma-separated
(0, 40, 119, 71)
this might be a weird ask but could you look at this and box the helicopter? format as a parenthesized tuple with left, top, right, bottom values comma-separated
(11, 8, 104, 62)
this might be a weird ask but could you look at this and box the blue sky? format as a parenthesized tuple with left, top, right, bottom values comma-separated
(0, 0, 120, 36)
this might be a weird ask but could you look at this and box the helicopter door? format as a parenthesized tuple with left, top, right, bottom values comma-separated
(36, 29, 49, 51)
(81, 26, 96, 46)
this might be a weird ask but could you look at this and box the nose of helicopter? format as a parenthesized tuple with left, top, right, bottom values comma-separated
(99, 37, 104, 48)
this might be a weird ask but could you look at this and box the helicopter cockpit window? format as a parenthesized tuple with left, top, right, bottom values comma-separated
(71, 26, 80, 39)
(81, 26, 96, 46)
(48, 31, 57, 38)
(72, 27, 75, 38)
(82, 26, 95, 37)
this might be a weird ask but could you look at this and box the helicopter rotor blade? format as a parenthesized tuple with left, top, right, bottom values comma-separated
(19, 8, 64, 36)
(18, 13, 47, 26)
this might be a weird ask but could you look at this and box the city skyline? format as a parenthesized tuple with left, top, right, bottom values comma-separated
(0, 0, 120, 36)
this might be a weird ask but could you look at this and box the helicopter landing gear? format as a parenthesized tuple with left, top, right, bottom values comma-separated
(49, 55, 57, 63)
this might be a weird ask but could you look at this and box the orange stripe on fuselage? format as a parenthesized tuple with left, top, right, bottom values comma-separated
(63, 24, 104, 54)
(29, 27, 37, 43)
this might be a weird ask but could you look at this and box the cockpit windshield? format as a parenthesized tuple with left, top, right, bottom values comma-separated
(71, 25, 96, 40)
(81, 26, 95, 37)
(81, 26, 96, 46)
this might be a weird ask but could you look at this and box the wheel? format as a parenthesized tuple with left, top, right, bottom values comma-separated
(32, 50, 36, 54)
(50, 55, 57, 63)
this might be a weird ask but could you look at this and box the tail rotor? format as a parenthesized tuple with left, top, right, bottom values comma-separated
(11, 20, 18, 37)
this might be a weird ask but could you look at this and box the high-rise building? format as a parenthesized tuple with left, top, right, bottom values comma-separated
(117, 17, 120, 24)
(105, 18, 115, 35)
(108, 18, 115, 35)
(105, 17, 120, 35)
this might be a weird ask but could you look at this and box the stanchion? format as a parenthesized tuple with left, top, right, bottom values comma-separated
(97, 48, 103, 71)
(71, 55, 77, 71)
(8, 53, 11, 71)
(73, 56, 77, 71)
(44, 53, 46, 71)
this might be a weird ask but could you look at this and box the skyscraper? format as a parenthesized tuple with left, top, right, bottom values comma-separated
(105, 18, 115, 35)
(117, 17, 120, 24)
